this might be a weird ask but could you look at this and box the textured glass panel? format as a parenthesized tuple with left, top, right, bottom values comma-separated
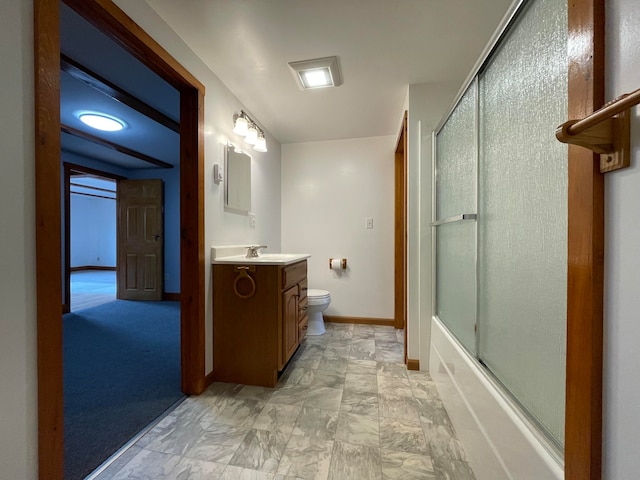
(436, 220, 477, 354)
(436, 82, 477, 220)
(478, 0, 568, 447)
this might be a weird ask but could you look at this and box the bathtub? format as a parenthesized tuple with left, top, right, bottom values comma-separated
(429, 316, 564, 480)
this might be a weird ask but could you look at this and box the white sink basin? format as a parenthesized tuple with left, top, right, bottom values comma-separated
(212, 253, 311, 265)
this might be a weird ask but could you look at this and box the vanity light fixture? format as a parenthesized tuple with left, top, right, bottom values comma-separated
(288, 56, 343, 90)
(233, 110, 268, 153)
(78, 111, 126, 132)
(253, 132, 267, 153)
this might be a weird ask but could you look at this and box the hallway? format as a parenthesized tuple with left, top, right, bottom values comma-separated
(91, 323, 474, 480)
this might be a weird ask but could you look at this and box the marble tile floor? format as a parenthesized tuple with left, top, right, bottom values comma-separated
(92, 323, 476, 480)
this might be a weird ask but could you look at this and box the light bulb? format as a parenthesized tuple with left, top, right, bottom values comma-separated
(233, 115, 249, 136)
(244, 125, 258, 145)
(253, 134, 267, 152)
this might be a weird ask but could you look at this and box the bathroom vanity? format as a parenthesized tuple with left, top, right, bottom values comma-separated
(211, 250, 310, 387)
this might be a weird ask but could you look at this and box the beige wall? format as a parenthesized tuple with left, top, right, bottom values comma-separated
(604, 0, 640, 476)
(0, 0, 38, 478)
(281, 136, 396, 319)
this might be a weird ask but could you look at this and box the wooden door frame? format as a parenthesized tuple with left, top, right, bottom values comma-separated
(565, 0, 604, 478)
(34, 0, 206, 478)
(63, 162, 126, 313)
(394, 112, 409, 364)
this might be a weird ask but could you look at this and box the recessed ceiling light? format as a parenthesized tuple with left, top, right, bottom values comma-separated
(288, 56, 343, 90)
(78, 112, 126, 132)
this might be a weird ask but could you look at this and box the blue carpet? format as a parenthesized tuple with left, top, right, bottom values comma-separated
(64, 300, 183, 479)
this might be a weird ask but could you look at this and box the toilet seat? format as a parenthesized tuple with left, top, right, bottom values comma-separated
(307, 289, 330, 306)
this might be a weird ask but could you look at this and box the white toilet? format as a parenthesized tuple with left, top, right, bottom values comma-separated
(306, 289, 331, 335)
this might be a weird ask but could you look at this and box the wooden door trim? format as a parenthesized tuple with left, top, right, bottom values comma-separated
(34, 1, 206, 478)
(394, 112, 408, 359)
(565, 0, 605, 478)
(34, 0, 64, 475)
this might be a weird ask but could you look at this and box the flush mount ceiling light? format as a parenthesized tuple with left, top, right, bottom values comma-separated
(288, 56, 343, 90)
(232, 110, 268, 153)
(77, 112, 126, 132)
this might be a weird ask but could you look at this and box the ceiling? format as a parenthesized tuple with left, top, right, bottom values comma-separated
(60, 3, 180, 170)
(59, 0, 514, 169)
(145, 0, 514, 144)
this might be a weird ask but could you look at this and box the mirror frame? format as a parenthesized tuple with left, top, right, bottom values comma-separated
(224, 142, 252, 214)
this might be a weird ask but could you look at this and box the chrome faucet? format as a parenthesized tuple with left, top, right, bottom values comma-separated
(245, 245, 267, 258)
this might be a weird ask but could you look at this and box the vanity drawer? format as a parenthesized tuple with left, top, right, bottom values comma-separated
(298, 315, 309, 341)
(299, 278, 308, 300)
(282, 260, 307, 290)
(298, 296, 308, 318)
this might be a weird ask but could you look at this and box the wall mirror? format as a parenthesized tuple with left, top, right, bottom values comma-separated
(224, 143, 251, 213)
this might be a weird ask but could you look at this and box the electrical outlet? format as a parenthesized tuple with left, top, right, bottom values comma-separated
(365, 218, 374, 229)
(249, 213, 256, 228)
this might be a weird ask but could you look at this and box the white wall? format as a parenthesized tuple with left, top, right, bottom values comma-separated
(70, 194, 116, 267)
(0, 1, 37, 478)
(407, 83, 461, 366)
(113, 1, 283, 374)
(281, 137, 395, 319)
(604, 0, 640, 476)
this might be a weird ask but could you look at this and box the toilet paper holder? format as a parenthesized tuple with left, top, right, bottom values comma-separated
(329, 258, 347, 270)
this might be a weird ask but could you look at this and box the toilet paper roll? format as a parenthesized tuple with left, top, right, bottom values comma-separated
(329, 258, 347, 270)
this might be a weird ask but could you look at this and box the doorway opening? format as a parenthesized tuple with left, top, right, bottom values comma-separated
(35, 0, 206, 478)
(64, 163, 124, 313)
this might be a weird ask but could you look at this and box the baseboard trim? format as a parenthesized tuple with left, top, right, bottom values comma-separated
(407, 358, 420, 370)
(323, 315, 395, 326)
(163, 292, 181, 301)
(70, 265, 116, 271)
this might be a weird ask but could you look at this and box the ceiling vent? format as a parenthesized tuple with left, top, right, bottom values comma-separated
(288, 56, 343, 90)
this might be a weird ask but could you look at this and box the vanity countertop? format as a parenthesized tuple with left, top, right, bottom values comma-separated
(212, 253, 311, 266)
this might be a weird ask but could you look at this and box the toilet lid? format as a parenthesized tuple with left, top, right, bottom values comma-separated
(307, 289, 330, 306)
(307, 289, 330, 299)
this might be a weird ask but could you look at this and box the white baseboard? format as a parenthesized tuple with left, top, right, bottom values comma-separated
(429, 316, 564, 480)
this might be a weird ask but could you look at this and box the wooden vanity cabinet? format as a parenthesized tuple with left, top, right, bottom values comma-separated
(212, 260, 307, 387)
(280, 261, 308, 369)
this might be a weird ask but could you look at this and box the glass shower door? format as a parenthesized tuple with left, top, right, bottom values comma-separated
(434, 82, 478, 355)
